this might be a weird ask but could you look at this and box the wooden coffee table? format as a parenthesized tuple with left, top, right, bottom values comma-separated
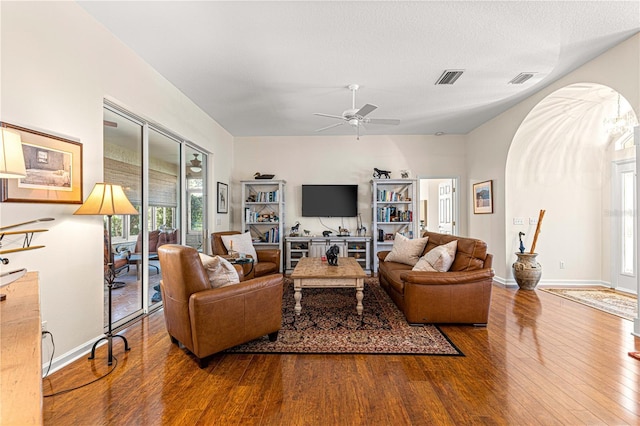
(290, 257, 366, 315)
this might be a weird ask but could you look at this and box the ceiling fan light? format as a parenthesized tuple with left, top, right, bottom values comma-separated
(188, 153, 202, 173)
(348, 118, 359, 127)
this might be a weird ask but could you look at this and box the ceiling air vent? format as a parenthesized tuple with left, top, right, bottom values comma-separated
(435, 69, 464, 85)
(509, 72, 536, 85)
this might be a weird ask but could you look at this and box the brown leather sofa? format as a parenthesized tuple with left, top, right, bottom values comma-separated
(377, 231, 494, 325)
(211, 231, 280, 279)
(158, 244, 283, 368)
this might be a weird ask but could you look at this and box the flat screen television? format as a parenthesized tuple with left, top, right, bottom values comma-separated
(302, 184, 358, 217)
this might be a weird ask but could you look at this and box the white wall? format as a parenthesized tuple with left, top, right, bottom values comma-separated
(0, 2, 234, 366)
(467, 33, 640, 283)
(232, 135, 468, 237)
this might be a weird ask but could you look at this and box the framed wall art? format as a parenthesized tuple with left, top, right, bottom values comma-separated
(0, 122, 83, 204)
(217, 182, 228, 214)
(473, 180, 493, 214)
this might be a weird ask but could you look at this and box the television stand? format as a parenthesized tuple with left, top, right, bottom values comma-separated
(284, 236, 371, 275)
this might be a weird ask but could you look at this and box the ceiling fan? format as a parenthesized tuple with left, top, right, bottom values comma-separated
(188, 154, 202, 173)
(313, 84, 400, 139)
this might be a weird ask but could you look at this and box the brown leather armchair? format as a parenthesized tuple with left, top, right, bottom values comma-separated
(211, 231, 280, 279)
(158, 244, 283, 368)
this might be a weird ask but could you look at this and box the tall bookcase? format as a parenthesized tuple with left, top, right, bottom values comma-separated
(241, 180, 286, 272)
(372, 179, 419, 272)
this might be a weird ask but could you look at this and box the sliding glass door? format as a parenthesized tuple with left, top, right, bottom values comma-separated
(103, 107, 144, 326)
(147, 128, 181, 308)
(185, 146, 208, 253)
(103, 103, 209, 327)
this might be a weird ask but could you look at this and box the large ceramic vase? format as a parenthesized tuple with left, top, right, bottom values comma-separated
(512, 252, 542, 290)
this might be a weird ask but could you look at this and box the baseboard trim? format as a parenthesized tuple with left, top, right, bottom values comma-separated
(42, 333, 108, 376)
(494, 277, 611, 289)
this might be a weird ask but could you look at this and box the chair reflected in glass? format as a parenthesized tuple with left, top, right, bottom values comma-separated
(104, 229, 129, 289)
(129, 228, 179, 278)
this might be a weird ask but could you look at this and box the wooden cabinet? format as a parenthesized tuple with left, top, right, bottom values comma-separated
(0, 271, 42, 425)
(241, 180, 285, 272)
(285, 236, 371, 275)
(372, 179, 419, 272)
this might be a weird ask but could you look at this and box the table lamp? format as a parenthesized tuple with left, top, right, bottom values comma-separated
(74, 183, 138, 365)
(0, 128, 26, 179)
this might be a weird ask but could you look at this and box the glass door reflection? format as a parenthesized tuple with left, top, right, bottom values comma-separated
(148, 128, 181, 308)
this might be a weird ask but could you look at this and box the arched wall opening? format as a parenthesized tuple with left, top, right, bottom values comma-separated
(505, 83, 638, 287)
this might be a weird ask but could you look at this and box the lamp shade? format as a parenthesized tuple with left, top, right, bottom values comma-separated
(74, 183, 138, 216)
(0, 128, 27, 179)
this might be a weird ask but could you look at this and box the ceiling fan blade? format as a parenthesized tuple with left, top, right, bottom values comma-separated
(313, 113, 344, 120)
(315, 122, 345, 132)
(365, 118, 401, 125)
(356, 104, 377, 117)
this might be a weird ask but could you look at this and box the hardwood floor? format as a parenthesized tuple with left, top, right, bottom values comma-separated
(43, 284, 640, 425)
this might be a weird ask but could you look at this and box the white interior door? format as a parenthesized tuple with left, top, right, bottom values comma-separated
(613, 159, 636, 293)
(438, 181, 454, 234)
(419, 178, 457, 235)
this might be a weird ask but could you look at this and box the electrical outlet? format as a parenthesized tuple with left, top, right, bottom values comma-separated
(560, 261, 565, 269)
(513, 217, 524, 225)
(529, 217, 538, 225)
(41, 321, 47, 333)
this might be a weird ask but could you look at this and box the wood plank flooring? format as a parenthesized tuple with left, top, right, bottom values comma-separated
(43, 285, 640, 425)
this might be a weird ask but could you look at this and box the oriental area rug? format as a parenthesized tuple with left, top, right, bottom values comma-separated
(541, 288, 637, 321)
(226, 278, 463, 356)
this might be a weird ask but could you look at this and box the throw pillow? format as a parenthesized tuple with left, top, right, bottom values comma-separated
(198, 253, 240, 288)
(384, 233, 429, 266)
(413, 240, 458, 272)
(220, 232, 259, 264)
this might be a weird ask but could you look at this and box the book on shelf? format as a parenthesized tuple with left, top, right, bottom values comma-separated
(376, 207, 412, 222)
(376, 190, 405, 202)
(262, 226, 280, 243)
(253, 190, 279, 203)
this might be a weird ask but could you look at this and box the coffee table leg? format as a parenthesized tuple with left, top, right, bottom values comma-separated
(356, 278, 364, 315)
(294, 279, 302, 315)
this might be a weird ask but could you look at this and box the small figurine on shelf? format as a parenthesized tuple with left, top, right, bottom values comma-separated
(373, 167, 391, 179)
(322, 230, 332, 237)
(326, 245, 340, 266)
(518, 232, 526, 253)
(303, 229, 311, 236)
(254, 172, 275, 180)
(338, 226, 350, 237)
(290, 221, 300, 236)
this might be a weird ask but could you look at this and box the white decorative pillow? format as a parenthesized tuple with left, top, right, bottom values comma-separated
(198, 253, 240, 288)
(220, 232, 259, 264)
(384, 233, 429, 266)
(413, 240, 458, 272)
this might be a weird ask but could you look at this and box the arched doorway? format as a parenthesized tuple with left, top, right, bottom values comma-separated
(505, 83, 638, 291)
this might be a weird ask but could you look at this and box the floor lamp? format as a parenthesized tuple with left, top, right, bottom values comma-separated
(74, 183, 138, 365)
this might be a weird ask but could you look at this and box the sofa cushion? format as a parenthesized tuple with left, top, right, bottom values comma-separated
(384, 234, 429, 266)
(413, 240, 458, 272)
(221, 232, 258, 263)
(198, 253, 240, 288)
(422, 231, 488, 271)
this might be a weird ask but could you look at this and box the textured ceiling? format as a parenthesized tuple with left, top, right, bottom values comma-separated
(80, 1, 640, 137)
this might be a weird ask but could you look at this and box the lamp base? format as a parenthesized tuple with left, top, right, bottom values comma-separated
(88, 332, 130, 366)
